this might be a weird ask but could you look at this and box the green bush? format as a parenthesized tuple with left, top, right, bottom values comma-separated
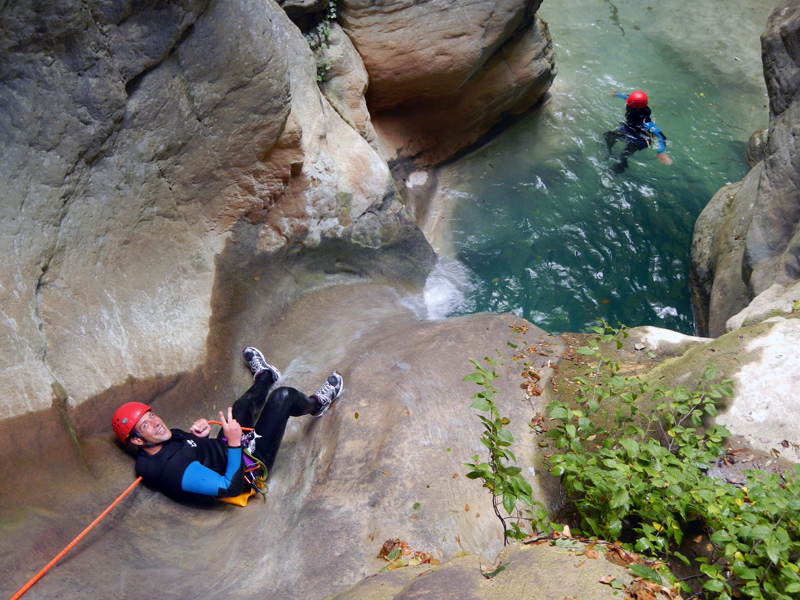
(463, 320, 800, 598)
(542, 320, 800, 599)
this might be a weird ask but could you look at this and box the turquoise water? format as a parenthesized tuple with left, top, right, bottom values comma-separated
(431, 0, 772, 334)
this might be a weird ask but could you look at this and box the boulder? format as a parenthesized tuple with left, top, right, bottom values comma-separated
(726, 280, 800, 330)
(339, 0, 556, 164)
(641, 316, 800, 463)
(743, 0, 800, 293)
(690, 170, 759, 337)
(316, 23, 384, 157)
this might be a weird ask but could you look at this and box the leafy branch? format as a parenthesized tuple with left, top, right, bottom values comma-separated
(462, 356, 551, 544)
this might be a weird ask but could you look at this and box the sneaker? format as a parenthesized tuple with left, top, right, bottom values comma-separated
(242, 347, 281, 382)
(311, 371, 344, 417)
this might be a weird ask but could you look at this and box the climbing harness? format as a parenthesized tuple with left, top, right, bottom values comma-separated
(209, 420, 269, 503)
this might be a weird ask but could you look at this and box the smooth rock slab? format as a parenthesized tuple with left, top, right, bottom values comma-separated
(1, 281, 564, 600)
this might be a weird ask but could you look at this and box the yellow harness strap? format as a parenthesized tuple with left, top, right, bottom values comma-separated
(219, 488, 255, 507)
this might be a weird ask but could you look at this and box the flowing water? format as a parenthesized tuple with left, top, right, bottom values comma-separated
(415, 0, 775, 334)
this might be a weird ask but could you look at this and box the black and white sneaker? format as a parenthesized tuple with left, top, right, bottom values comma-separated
(242, 347, 281, 382)
(311, 371, 344, 417)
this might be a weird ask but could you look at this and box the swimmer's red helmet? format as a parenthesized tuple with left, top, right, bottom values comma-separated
(112, 402, 151, 443)
(626, 91, 648, 109)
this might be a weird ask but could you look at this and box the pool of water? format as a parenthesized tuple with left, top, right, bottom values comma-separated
(422, 0, 773, 334)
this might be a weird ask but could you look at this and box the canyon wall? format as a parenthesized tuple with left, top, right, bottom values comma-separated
(691, 0, 800, 337)
(0, 0, 555, 424)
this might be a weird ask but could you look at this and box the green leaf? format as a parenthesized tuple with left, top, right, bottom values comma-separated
(463, 372, 486, 383)
(483, 564, 506, 579)
(413, 502, 420, 510)
(710, 530, 732, 544)
(470, 398, 492, 411)
(703, 580, 725, 592)
(732, 561, 759, 580)
(610, 488, 629, 509)
(507, 341, 518, 348)
(608, 518, 622, 538)
(628, 563, 662, 584)
(502, 493, 516, 514)
(551, 465, 565, 477)
(576, 346, 596, 355)
(619, 438, 639, 457)
(765, 542, 781, 564)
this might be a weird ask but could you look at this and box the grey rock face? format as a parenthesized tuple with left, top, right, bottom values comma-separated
(692, 0, 800, 335)
(744, 0, 800, 292)
(0, 0, 427, 421)
(691, 170, 759, 337)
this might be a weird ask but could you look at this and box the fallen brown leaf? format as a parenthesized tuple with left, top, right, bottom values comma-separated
(584, 545, 598, 560)
(605, 549, 629, 567)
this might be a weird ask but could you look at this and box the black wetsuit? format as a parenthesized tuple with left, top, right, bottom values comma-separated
(604, 96, 667, 173)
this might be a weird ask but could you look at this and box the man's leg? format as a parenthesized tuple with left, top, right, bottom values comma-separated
(611, 140, 644, 174)
(230, 369, 280, 429)
(604, 128, 626, 153)
(249, 386, 319, 472)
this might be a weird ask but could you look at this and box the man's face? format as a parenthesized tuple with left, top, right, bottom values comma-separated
(130, 411, 172, 446)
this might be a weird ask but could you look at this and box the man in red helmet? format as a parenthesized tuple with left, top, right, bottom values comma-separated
(604, 88, 672, 174)
(111, 347, 343, 504)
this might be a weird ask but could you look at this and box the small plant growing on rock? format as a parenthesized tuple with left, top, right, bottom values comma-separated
(303, 0, 338, 81)
(462, 356, 552, 543)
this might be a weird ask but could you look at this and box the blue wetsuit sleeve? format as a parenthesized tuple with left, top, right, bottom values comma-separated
(614, 92, 629, 100)
(643, 122, 667, 153)
(180, 447, 244, 497)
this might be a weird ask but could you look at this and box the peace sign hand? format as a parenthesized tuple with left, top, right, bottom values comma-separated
(218, 407, 242, 447)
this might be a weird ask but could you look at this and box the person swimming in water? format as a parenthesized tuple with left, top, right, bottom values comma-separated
(604, 88, 672, 174)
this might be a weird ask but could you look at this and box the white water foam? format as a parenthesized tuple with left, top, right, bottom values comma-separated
(401, 259, 479, 321)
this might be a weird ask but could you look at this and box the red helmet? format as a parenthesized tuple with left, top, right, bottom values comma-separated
(112, 402, 150, 443)
(626, 91, 648, 109)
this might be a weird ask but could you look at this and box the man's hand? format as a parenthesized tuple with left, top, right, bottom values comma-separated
(219, 408, 242, 447)
(190, 418, 211, 437)
(658, 153, 673, 166)
(610, 87, 617, 97)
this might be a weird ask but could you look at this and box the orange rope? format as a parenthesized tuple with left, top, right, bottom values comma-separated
(10, 418, 250, 598)
(9, 476, 143, 600)
(208, 420, 253, 431)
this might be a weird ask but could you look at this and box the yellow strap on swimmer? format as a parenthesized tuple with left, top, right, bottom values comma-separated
(219, 488, 255, 507)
